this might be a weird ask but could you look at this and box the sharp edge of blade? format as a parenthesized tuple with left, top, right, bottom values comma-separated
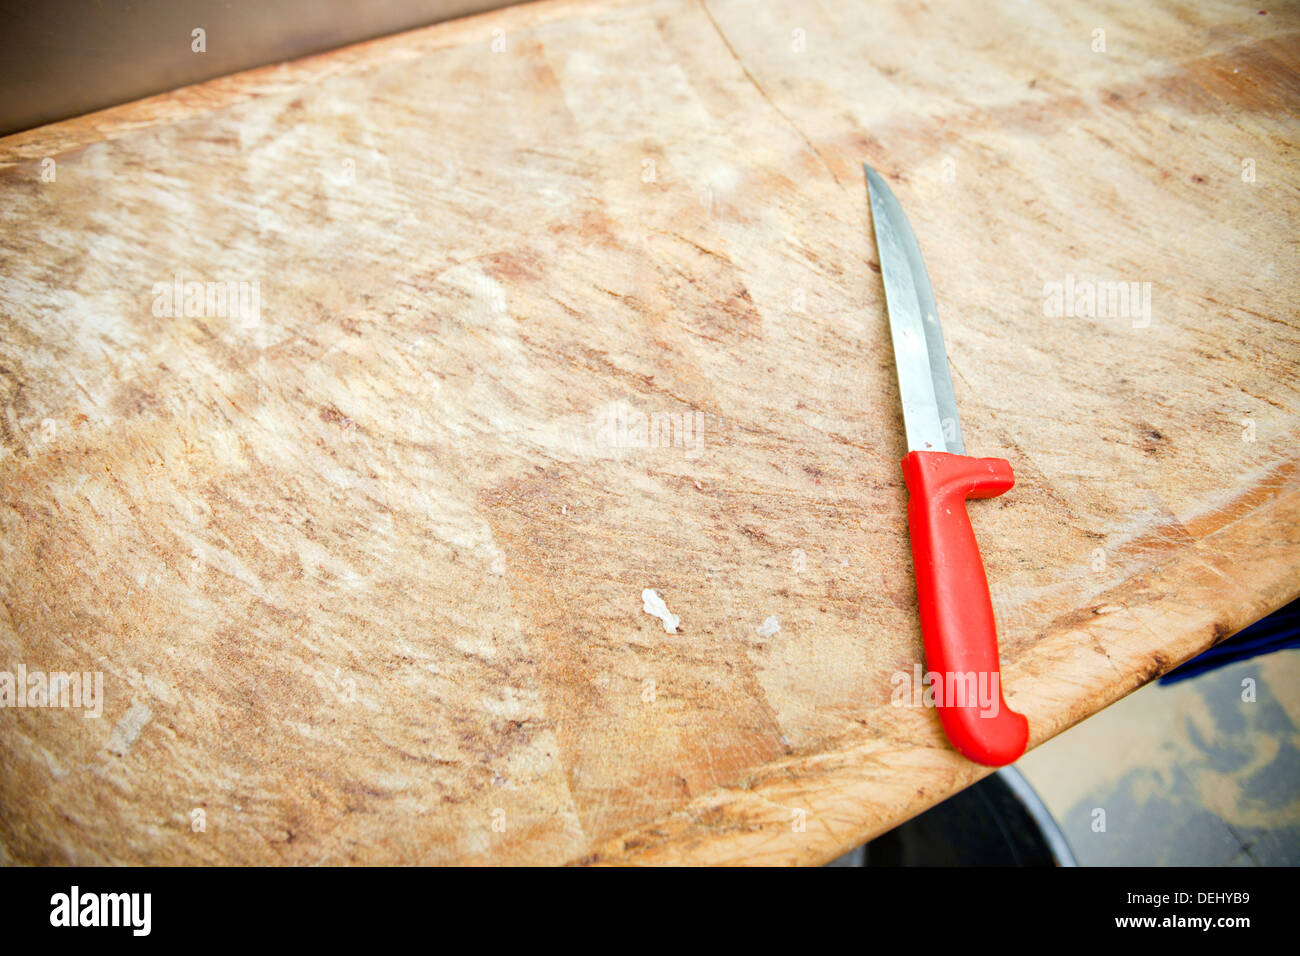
(865, 164, 947, 454)
(864, 164, 965, 456)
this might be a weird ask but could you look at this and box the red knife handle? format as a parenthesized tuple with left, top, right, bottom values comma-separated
(901, 450, 1028, 766)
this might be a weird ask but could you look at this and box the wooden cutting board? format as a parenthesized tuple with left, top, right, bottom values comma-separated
(1, 0, 1297, 865)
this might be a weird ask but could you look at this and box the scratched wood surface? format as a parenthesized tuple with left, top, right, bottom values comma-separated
(1, 0, 1297, 865)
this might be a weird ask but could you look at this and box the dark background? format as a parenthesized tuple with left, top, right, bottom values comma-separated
(0, 0, 519, 136)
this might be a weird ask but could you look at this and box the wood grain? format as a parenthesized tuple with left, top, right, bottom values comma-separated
(1, 0, 1297, 865)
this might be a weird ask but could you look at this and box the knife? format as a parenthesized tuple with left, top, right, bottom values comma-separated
(865, 163, 1028, 767)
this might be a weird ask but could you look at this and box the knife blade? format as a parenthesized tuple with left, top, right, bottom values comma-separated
(865, 163, 1028, 767)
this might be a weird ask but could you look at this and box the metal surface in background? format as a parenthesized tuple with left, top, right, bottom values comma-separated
(826, 767, 1076, 866)
(0, 1, 520, 136)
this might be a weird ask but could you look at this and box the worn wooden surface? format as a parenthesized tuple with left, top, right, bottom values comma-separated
(1, 0, 1298, 865)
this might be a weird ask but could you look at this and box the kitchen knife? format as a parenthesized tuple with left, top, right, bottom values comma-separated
(865, 163, 1028, 767)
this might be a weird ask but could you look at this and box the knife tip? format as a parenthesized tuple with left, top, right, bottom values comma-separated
(863, 162, 884, 195)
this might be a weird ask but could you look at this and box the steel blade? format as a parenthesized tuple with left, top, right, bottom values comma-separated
(865, 164, 964, 454)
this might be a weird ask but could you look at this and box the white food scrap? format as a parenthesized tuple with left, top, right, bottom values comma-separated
(756, 615, 780, 638)
(641, 588, 680, 634)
